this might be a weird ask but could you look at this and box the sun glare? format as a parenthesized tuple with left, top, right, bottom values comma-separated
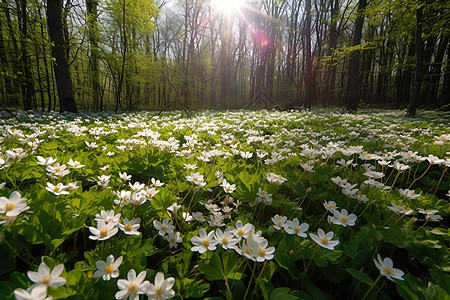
(211, 0, 244, 16)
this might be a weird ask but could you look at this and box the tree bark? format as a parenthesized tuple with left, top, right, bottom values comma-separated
(304, 0, 313, 108)
(46, 0, 78, 113)
(408, 5, 424, 116)
(346, 0, 366, 111)
(86, 0, 101, 111)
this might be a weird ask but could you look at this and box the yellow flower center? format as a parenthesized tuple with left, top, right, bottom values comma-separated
(99, 228, 108, 237)
(320, 237, 329, 245)
(128, 283, 138, 292)
(328, 204, 334, 209)
(125, 224, 132, 232)
(383, 266, 394, 276)
(5, 203, 15, 211)
(237, 229, 244, 236)
(340, 216, 348, 223)
(155, 287, 163, 296)
(257, 247, 266, 257)
(202, 239, 210, 247)
(245, 248, 252, 255)
(55, 167, 61, 172)
(41, 275, 52, 285)
(104, 264, 114, 274)
(53, 186, 61, 192)
(277, 221, 282, 226)
(294, 226, 300, 233)
(161, 224, 167, 231)
(221, 237, 228, 245)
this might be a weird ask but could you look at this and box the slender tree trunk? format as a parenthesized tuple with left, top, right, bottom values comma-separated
(428, 35, 448, 105)
(86, 0, 101, 111)
(46, 0, 78, 113)
(408, 5, 424, 116)
(437, 42, 450, 107)
(304, 0, 313, 107)
(346, 0, 367, 111)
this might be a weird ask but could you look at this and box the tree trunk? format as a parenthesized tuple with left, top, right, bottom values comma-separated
(46, 0, 78, 113)
(86, 0, 101, 111)
(304, 0, 313, 108)
(346, 0, 366, 111)
(437, 41, 450, 107)
(408, 5, 424, 116)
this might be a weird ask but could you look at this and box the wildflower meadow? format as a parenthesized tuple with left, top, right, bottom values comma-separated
(0, 109, 449, 300)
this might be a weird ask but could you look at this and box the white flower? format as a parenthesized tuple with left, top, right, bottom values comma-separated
(387, 202, 413, 215)
(220, 179, 236, 194)
(390, 161, 410, 172)
(94, 210, 121, 225)
(167, 203, 181, 215)
(119, 172, 132, 181)
(66, 182, 79, 191)
(202, 201, 219, 214)
(208, 214, 225, 227)
(425, 154, 444, 165)
(153, 219, 175, 236)
(146, 272, 175, 300)
(164, 231, 182, 249)
(46, 163, 70, 178)
(85, 141, 98, 149)
(182, 211, 194, 222)
(397, 188, 421, 199)
(118, 218, 141, 235)
(331, 209, 357, 227)
(13, 284, 52, 300)
(373, 254, 404, 281)
(271, 214, 287, 230)
(192, 212, 205, 222)
(45, 182, 69, 195)
(214, 228, 239, 249)
(183, 163, 197, 170)
(299, 163, 314, 172)
(310, 228, 339, 250)
(116, 269, 150, 300)
(67, 159, 85, 169)
(0, 191, 29, 217)
(191, 228, 219, 253)
(255, 188, 272, 205)
(129, 182, 145, 193)
(27, 261, 66, 287)
(89, 221, 118, 241)
(252, 237, 275, 262)
(185, 172, 206, 187)
(240, 151, 253, 160)
(284, 218, 309, 237)
(230, 220, 254, 240)
(36, 156, 57, 166)
(266, 172, 287, 185)
(97, 175, 111, 187)
(418, 208, 439, 215)
(151, 178, 164, 187)
(115, 191, 132, 206)
(94, 255, 123, 281)
(323, 200, 338, 212)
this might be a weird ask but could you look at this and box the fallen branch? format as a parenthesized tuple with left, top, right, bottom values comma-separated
(0, 104, 20, 122)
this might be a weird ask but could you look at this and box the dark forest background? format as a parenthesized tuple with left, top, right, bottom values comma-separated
(0, 0, 449, 115)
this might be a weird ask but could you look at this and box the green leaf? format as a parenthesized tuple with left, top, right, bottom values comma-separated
(345, 268, 374, 286)
(269, 287, 299, 300)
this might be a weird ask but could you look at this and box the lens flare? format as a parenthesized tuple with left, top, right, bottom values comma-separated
(211, 0, 243, 16)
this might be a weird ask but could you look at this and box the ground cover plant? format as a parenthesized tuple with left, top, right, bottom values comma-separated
(0, 109, 449, 300)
